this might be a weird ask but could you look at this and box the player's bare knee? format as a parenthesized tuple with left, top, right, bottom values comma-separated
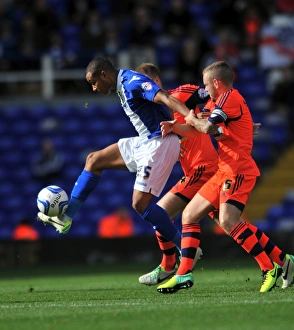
(132, 201, 144, 215)
(218, 218, 233, 233)
(182, 208, 196, 224)
(85, 151, 102, 173)
(85, 152, 96, 170)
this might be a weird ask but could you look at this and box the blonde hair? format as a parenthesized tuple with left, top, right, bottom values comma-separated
(203, 61, 233, 86)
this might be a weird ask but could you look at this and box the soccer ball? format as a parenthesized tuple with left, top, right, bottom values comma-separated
(37, 185, 68, 217)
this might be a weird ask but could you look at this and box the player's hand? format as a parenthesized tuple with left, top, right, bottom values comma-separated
(185, 109, 197, 126)
(253, 122, 261, 135)
(160, 119, 177, 138)
(197, 111, 211, 119)
(179, 140, 188, 159)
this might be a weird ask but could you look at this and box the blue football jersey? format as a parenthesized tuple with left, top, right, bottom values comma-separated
(116, 69, 172, 139)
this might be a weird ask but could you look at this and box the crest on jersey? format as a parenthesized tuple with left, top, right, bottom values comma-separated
(198, 88, 209, 99)
(141, 82, 152, 91)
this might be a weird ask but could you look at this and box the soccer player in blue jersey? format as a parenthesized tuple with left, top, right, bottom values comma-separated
(37, 57, 192, 251)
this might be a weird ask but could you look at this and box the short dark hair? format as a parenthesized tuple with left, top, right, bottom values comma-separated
(85, 57, 116, 77)
(203, 61, 234, 85)
(136, 63, 162, 80)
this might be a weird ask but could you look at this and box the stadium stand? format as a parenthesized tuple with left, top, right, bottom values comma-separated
(0, 0, 293, 238)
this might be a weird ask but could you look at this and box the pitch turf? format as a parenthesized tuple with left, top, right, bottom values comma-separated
(0, 259, 293, 330)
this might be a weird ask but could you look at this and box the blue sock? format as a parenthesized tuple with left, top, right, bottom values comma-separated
(65, 170, 100, 219)
(141, 203, 181, 250)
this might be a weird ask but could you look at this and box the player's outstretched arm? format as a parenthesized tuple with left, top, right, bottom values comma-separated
(160, 120, 199, 138)
(154, 90, 190, 117)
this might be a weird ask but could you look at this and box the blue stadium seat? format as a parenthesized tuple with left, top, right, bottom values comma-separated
(12, 120, 34, 135)
(94, 0, 112, 16)
(264, 114, 289, 146)
(106, 194, 129, 210)
(266, 204, 284, 227)
(282, 189, 294, 217)
(50, 134, 67, 149)
(238, 67, 256, 82)
(103, 103, 120, 116)
(54, 104, 78, 119)
(252, 132, 272, 163)
(13, 167, 31, 181)
(61, 24, 81, 39)
(241, 81, 269, 97)
(0, 119, 8, 135)
(0, 225, 13, 239)
(276, 217, 294, 231)
(31, 104, 53, 119)
(1, 153, 22, 169)
(78, 103, 102, 119)
(46, 0, 69, 18)
(156, 44, 179, 68)
(5, 105, 28, 120)
(62, 162, 81, 176)
(0, 136, 16, 150)
(70, 135, 90, 148)
(67, 222, 96, 238)
(85, 117, 108, 133)
(63, 118, 81, 132)
(188, 2, 211, 16)
(196, 17, 213, 32)
(61, 24, 81, 51)
(253, 218, 276, 232)
(21, 135, 40, 150)
(0, 181, 15, 196)
(283, 189, 294, 204)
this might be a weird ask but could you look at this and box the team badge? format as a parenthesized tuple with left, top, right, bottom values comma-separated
(141, 82, 152, 91)
(198, 88, 209, 99)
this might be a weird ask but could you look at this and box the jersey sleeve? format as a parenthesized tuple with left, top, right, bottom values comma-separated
(169, 84, 209, 108)
(126, 72, 161, 102)
(208, 89, 242, 125)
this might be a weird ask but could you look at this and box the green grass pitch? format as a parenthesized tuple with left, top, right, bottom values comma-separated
(0, 258, 293, 330)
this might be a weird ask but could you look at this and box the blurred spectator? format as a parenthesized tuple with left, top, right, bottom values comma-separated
(97, 206, 135, 238)
(174, 25, 212, 83)
(67, 0, 95, 25)
(31, 138, 64, 186)
(241, 6, 264, 60)
(0, 19, 17, 71)
(270, 63, 294, 142)
(126, 6, 155, 48)
(201, 27, 240, 73)
(81, 10, 105, 53)
(104, 19, 122, 62)
(278, 0, 294, 13)
(48, 32, 65, 69)
(258, 12, 294, 72)
(31, 0, 59, 45)
(12, 217, 40, 241)
(213, 0, 240, 28)
(120, 6, 156, 68)
(162, 0, 194, 41)
(111, 0, 160, 16)
(12, 217, 40, 266)
(17, 14, 42, 70)
(175, 37, 203, 84)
